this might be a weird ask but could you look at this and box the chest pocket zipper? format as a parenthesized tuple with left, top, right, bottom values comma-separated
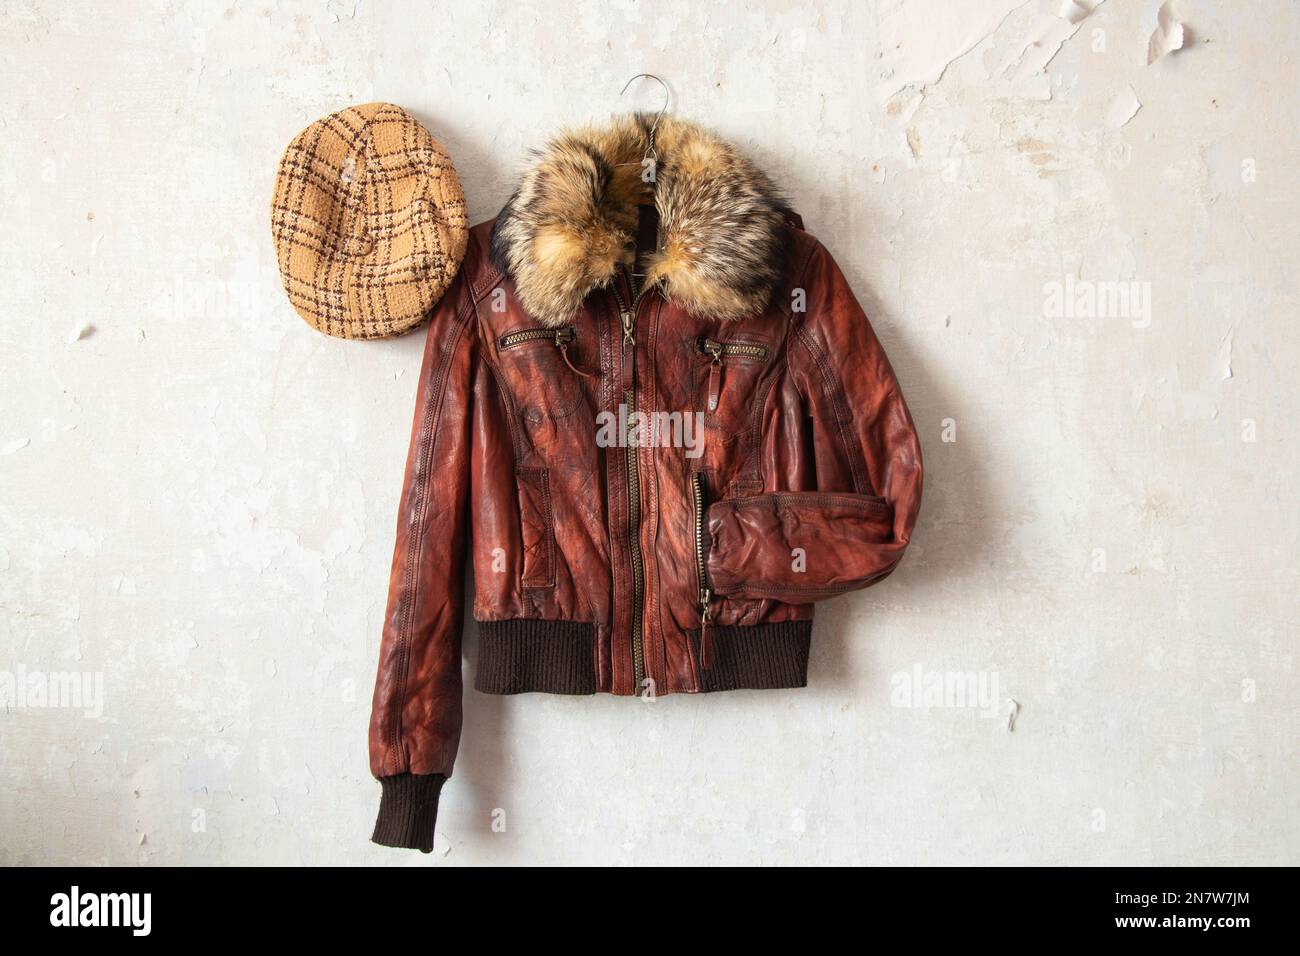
(500, 326, 599, 379)
(700, 338, 768, 411)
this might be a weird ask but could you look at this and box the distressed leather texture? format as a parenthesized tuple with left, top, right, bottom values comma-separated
(369, 214, 923, 790)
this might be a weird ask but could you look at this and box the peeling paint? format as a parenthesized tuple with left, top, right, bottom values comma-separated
(1148, 1, 1187, 64)
(1106, 84, 1142, 128)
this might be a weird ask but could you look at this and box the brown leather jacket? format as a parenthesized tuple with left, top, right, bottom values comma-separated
(369, 115, 923, 851)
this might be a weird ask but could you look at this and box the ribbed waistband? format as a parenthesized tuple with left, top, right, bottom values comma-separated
(688, 621, 812, 692)
(476, 619, 597, 695)
(474, 619, 812, 695)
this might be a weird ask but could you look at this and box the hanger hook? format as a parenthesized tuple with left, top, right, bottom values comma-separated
(620, 73, 669, 158)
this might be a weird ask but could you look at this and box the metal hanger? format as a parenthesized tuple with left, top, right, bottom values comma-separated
(616, 74, 671, 282)
(616, 73, 670, 169)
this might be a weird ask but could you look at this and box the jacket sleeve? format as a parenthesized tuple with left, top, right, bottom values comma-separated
(706, 241, 922, 602)
(368, 265, 478, 853)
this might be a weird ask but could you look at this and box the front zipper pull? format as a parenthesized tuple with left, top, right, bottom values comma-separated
(704, 340, 723, 412)
(620, 310, 635, 393)
(699, 587, 714, 669)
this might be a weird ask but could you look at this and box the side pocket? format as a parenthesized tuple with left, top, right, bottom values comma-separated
(517, 468, 555, 589)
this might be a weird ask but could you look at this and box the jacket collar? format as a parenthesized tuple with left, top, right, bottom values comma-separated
(489, 113, 793, 327)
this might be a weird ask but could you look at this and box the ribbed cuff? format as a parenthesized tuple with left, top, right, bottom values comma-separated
(371, 773, 447, 853)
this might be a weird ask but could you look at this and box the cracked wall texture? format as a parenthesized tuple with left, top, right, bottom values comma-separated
(1, 0, 1296, 865)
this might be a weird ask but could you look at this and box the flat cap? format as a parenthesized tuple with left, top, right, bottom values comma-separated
(271, 103, 468, 339)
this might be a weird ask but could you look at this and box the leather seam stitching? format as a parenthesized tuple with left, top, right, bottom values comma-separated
(794, 320, 867, 495)
(725, 491, 891, 511)
(385, 291, 475, 776)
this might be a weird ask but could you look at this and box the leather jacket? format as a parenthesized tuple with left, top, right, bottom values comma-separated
(369, 114, 923, 851)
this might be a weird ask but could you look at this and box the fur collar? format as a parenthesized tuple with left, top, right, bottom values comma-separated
(490, 114, 793, 327)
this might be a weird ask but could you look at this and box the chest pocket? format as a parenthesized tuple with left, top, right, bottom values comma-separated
(497, 326, 590, 423)
(697, 336, 771, 443)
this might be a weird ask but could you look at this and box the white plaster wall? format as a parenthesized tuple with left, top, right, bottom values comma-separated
(1, 0, 1296, 866)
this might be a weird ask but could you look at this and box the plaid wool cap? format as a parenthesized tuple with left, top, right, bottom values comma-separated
(271, 103, 468, 340)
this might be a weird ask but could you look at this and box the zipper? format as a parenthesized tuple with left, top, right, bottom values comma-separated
(699, 338, 768, 412)
(500, 326, 575, 349)
(692, 472, 714, 669)
(499, 326, 595, 378)
(699, 337, 768, 360)
(610, 267, 653, 691)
